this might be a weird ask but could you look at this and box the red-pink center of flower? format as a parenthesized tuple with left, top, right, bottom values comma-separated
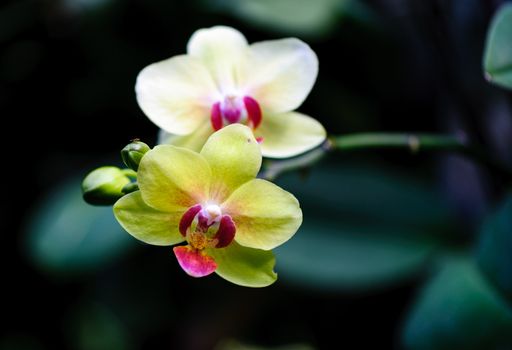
(178, 203, 236, 250)
(173, 204, 236, 278)
(210, 95, 262, 132)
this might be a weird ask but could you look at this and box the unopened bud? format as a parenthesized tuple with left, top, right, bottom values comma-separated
(121, 140, 150, 171)
(82, 166, 131, 205)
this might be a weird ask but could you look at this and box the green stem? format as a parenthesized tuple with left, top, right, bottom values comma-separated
(331, 133, 464, 152)
(334, 133, 512, 179)
(262, 133, 512, 181)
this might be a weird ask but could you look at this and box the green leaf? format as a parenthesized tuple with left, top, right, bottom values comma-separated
(273, 161, 455, 291)
(476, 194, 512, 300)
(206, 0, 340, 37)
(275, 162, 455, 232)
(275, 222, 435, 291)
(215, 339, 315, 350)
(208, 242, 277, 288)
(402, 258, 512, 350)
(483, 3, 512, 89)
(25, 178, 135, 274)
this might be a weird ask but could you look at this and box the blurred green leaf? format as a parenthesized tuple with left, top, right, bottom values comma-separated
(215, 339, 315, 350)
(402, 258, 512, 350)
(476, 193, 512, 300)
(275, 161, 455, 233)
(67, 301, 132, 350)
(276, 223, 435, 291)
(484, 3, 512, 89)
(205, 0, 340, 37)
(274, 162, 455, 291)
(25, 178, 135, 274)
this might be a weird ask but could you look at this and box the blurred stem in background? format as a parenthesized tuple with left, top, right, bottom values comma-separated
(263, 133, 512, 181)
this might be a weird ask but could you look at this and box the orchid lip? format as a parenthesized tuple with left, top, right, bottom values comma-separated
(210, 95, 262, 131)
(174, 203, 237, 277)
(178, 204, 236, 249)
(173, 246, 217, 277)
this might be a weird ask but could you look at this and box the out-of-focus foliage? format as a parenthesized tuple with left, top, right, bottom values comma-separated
(402, 258, 512, 350)
(484, 3, 512, 89)
(203, 0, 373, 38)
(215, 339, 315, 350)
(275, 160, 455, 291)
(476, 194, 512, 300)
(25, 179, 135, 274)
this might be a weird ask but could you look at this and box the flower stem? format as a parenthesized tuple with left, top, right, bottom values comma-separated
(331, 133, 512, 179)
(262, 133, 512, 181)
(331, 133, 463, 152)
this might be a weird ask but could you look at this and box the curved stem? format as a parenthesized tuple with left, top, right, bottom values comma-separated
(262, 133, 512, 181)
(332, 133, 512, 179)
(331, 133, 464, 152)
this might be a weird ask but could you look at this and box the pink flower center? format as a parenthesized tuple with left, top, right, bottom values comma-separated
(173, 204, 236, 278)
(210, 95, 262, 131)
(178, 203, 236, 250)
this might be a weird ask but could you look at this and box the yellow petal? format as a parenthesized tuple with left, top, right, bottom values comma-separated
(113, 192, 185, 246)
(138, 145, 211, 211)
(257, 112, 326, 158)
(135, 55, 218, 135)
(187, 26, 248, 91)
(241, 38, 318, 113)
(200, 124, 262, 202)
(207, 241, 277, 287)
(222, 179, 302, 250)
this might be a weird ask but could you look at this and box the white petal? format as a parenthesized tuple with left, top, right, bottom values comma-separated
(187, 26, 248, 92)
(257, 112, 326, 158)
(135, 55, 218, 135)
(158, 122, 213, 153)
(242, 38, 318, 113)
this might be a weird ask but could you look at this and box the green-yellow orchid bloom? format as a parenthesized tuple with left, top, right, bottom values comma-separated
(113, 124, 302, 287)
(136, 25, 326, 158)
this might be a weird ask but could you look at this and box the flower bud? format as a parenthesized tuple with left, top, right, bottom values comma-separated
(82, 166, 132, 205)
(121, 140, 150, 171)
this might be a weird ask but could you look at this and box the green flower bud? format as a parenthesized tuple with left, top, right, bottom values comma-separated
(121, 140, 150, 171)
(122, 182, 139, 194)
(82, 166, 132, 205)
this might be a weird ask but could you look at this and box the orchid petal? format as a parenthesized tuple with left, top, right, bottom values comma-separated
(213, 215, 236, 248)
(173, 245, 217, 277)
(187, 26, 248, 91)
(158, 122, 213, 153)
(179, 204, 202, 236)
(113, 191, 184, 246)
(242, 38, 318, 113)
(135, 55, 217, 135)
(223, 179, 302, 250)
(257, 111, 326, 158)
(200, 124, 261, 202)
(138, 145, 211, 211)
(207, 241, 277, 287)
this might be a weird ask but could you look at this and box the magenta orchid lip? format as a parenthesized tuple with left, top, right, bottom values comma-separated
(210, 95, 262, 131)
(173, 203, 237, 278)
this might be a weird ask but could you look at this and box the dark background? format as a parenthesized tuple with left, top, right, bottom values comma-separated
(2, 0, 512, 349)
